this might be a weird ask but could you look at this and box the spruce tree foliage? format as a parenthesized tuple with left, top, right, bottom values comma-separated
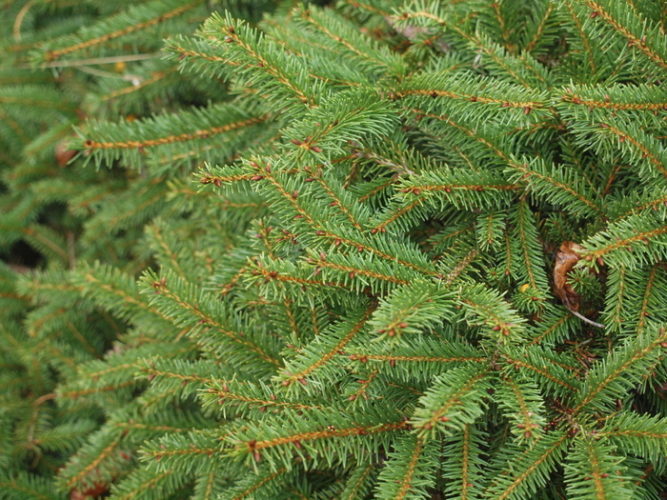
(1, 0, 667, 499)
(0, 1, 274, 498)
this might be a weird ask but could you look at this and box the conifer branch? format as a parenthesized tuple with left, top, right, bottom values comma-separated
(84, 116, 267, 151)
(572, 326, 667, 415)
(233, 418, 407, 454)
(279, 307, 373, 387)
(488, 433, 569, 499)
(43, 0, 204, 61)
(4, 1, 667, 497)
(143, 272, 281, 368)
(579, 0, 667, 70)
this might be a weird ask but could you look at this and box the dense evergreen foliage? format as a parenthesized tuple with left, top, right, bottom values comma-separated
(1, 0, 667, 498)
